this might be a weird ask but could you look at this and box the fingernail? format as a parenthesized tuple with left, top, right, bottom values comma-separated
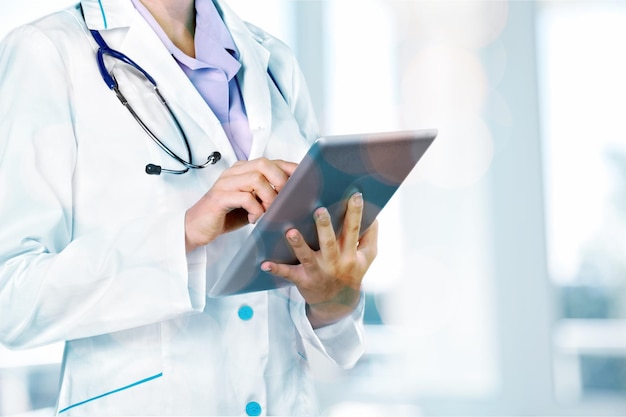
(315, 208, 329, 221)
(353, 192, 363, 207)
(261, 263, 272, 272)
(287, 232, 299, 243)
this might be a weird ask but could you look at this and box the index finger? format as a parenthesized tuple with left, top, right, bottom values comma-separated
(251, 158, 298, 192)
(269, 159, 298, 186)
(273, 159, 298, 176)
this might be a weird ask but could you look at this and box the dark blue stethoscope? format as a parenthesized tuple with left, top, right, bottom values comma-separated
(90, 29, 221, 175)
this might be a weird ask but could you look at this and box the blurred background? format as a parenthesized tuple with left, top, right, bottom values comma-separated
(1, 0, 626, 415)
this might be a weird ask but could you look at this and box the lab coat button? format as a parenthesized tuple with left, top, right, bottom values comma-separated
(238, 305, 254, 321)
(246, 401, 262, 416)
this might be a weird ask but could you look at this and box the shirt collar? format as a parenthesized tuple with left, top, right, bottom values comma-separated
(196, 0, 239, 60)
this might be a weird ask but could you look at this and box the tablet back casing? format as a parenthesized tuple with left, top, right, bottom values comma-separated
(208, 129, 437, 296)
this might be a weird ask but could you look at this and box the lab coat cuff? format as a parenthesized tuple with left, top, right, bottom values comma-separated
(313, 293, 365, 339)
(172, 210, 206, 312)
(290, 289, 365, 369)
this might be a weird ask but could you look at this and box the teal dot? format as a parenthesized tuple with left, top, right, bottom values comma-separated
(238, 305, 254, 321)
(246, 401, 262, 416)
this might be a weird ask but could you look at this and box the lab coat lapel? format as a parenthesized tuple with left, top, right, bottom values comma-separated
(218, 1, 273, 160)
(113, 13, 240, 165)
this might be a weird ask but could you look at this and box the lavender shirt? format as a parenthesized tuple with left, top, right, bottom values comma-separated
(131, 0, 252, 160)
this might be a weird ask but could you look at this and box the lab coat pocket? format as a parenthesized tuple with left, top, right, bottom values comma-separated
(57, 323, 164, 415)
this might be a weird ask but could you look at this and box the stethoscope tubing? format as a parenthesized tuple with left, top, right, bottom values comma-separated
(89, 29, 220, 175)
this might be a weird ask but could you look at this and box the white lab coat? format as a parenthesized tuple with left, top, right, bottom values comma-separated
(0, 0, 365, 415)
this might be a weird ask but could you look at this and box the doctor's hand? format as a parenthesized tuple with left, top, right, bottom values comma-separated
(261, 192, 379, 329)
(184, 158, 297, 253)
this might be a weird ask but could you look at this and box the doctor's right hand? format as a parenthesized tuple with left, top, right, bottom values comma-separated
(184, 158, 297, 253)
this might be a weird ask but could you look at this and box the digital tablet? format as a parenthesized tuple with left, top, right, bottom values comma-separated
(208, 129, 438, 297)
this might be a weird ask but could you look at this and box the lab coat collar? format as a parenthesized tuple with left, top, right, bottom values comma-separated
(216, 0, 273, 160)
(80, 0, 136, 30)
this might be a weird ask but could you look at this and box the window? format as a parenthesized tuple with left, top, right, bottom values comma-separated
(536, 0, 626, 404)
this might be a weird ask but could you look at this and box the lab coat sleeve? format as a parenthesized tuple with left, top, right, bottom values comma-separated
(0, 26, 203, 349)
(289, 287, 365, 369)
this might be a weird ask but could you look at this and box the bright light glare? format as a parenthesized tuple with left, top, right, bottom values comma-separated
(538, 4, 626, 283)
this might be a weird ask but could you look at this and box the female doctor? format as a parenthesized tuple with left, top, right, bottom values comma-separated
(0, 0, 378, 415)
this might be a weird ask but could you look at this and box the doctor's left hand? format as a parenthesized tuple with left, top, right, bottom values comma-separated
(261, 192, 378, 329)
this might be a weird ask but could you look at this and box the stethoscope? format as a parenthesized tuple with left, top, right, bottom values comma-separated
(90, 29, 221, 175)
